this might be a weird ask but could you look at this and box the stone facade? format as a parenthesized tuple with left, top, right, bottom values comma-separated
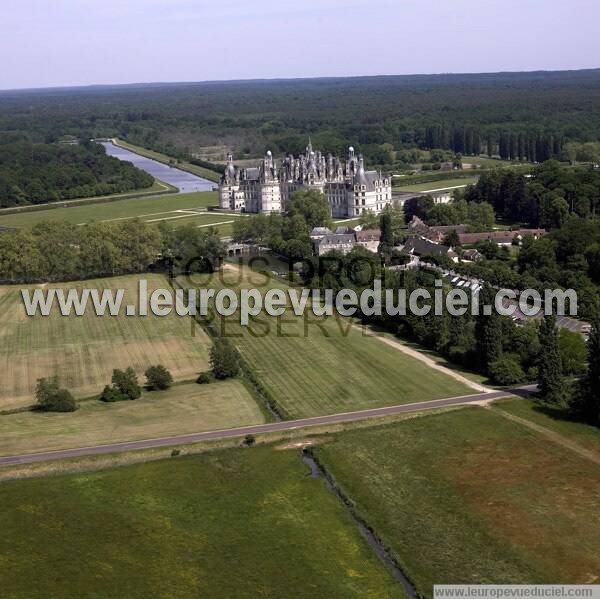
(315, 233, 357, 256)
(219, 141, 392, 217)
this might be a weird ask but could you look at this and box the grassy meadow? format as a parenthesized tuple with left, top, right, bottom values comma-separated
(181, 263, 472, 419)
(0, 380, 265, 457)
(0, 274, 211, 409)
(462, 155, 514, 167)
(494, 398, 600, 456)
(0, 445, 401, 598)
(0, 191, 219, 228)
(395, 177, 478, 192)
(315, 407, 600, 595)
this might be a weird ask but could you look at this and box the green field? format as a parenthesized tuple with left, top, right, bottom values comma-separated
(315, 407, 600, 595)
(395, 177, 478, 192)
(0, 380, 265, 457)
(182, 264, 472, 419)
(0, 191, 219, 228)
(0, 274, 212, 409)
(462, 155, 516, 167)
(0, 446, 400, 597)
(333, 217, 362, 227)
(494, 398, 600, 455)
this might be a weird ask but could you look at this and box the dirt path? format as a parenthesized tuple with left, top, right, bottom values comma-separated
(350, 323, 491, 393)
(492, 407, 600, 465)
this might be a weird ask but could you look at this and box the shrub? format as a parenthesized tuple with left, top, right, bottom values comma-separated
(35, 377, 78, 412)
(99, 385, 125, 402)
(489, 354, 526, 386)
(210, 338, 240, 380)
(196, 371, 214, 384)
(145, 365, 174, 390)
(112, 367, 142, 400)
(244, 434, 256, 446)
(100, 367, 142, 402)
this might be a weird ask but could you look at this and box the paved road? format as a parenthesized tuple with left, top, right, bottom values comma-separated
(0, 386, 537, 467)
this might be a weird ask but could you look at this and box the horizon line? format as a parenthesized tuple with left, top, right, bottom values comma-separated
(2, 66, 599, 94)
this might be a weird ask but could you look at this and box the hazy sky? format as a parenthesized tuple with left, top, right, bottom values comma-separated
(1, 0, 599, 90)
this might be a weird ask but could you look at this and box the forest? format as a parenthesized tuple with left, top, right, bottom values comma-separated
(0, 219, 224, 283)
(1, 69, 600, 170)
(0, 134, 154, 207)
(465, 161, 600, 226)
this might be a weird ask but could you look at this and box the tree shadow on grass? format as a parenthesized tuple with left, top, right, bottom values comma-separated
(361, 320, 497, 387)
(525, 397, 592, 428)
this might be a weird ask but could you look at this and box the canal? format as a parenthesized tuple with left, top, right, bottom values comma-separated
(101, 142, 215, 194)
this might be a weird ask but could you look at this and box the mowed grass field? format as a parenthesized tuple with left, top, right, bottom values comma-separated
(0, 191, 219, 228)
(333, 217, 362, 227)
(0, 381, 265, 457)
(463, 155, 515, 167)
(395, 177, 478, 192)
(0, 274, 211, 409)
(182, 264, 472, 419)
(315, 407, 600, 595)
(0, 446, 400, 598)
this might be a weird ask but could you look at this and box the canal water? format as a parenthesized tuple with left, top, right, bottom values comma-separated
(101, 142, 215, 194)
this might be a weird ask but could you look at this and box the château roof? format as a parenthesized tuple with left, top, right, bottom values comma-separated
(244, 167, 260, 181)
(224, 142, 390, 188)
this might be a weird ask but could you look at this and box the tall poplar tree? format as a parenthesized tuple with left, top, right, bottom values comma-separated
(475, 283, 502, 374)
(571, 312, 600, 425)
(538, 315, 565, 405)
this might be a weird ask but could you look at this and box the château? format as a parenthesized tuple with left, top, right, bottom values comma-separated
(219, 140, 392, 217)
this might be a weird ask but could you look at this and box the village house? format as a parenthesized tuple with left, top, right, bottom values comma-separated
(310, 227, 382, 256)
(355, 229, 382, 252)
(461, 248, 483, 262)
(400, 237, 459, 262)
(408, 216, 546, 247)
(408, 216, 468, 243)
(457, 229, 546, 246)
(309, 227, 331, 242)
(315, 233, 357, 256)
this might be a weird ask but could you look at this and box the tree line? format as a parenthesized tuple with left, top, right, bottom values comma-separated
(403, 196, 496, 230)
(36, 365, 174, 412)
(423, 125, 563, 162)
(465, 161, 600, 227)
(0, 219, 225, 283)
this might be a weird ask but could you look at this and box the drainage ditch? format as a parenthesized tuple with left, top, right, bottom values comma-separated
(302, 450, 418, 598)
